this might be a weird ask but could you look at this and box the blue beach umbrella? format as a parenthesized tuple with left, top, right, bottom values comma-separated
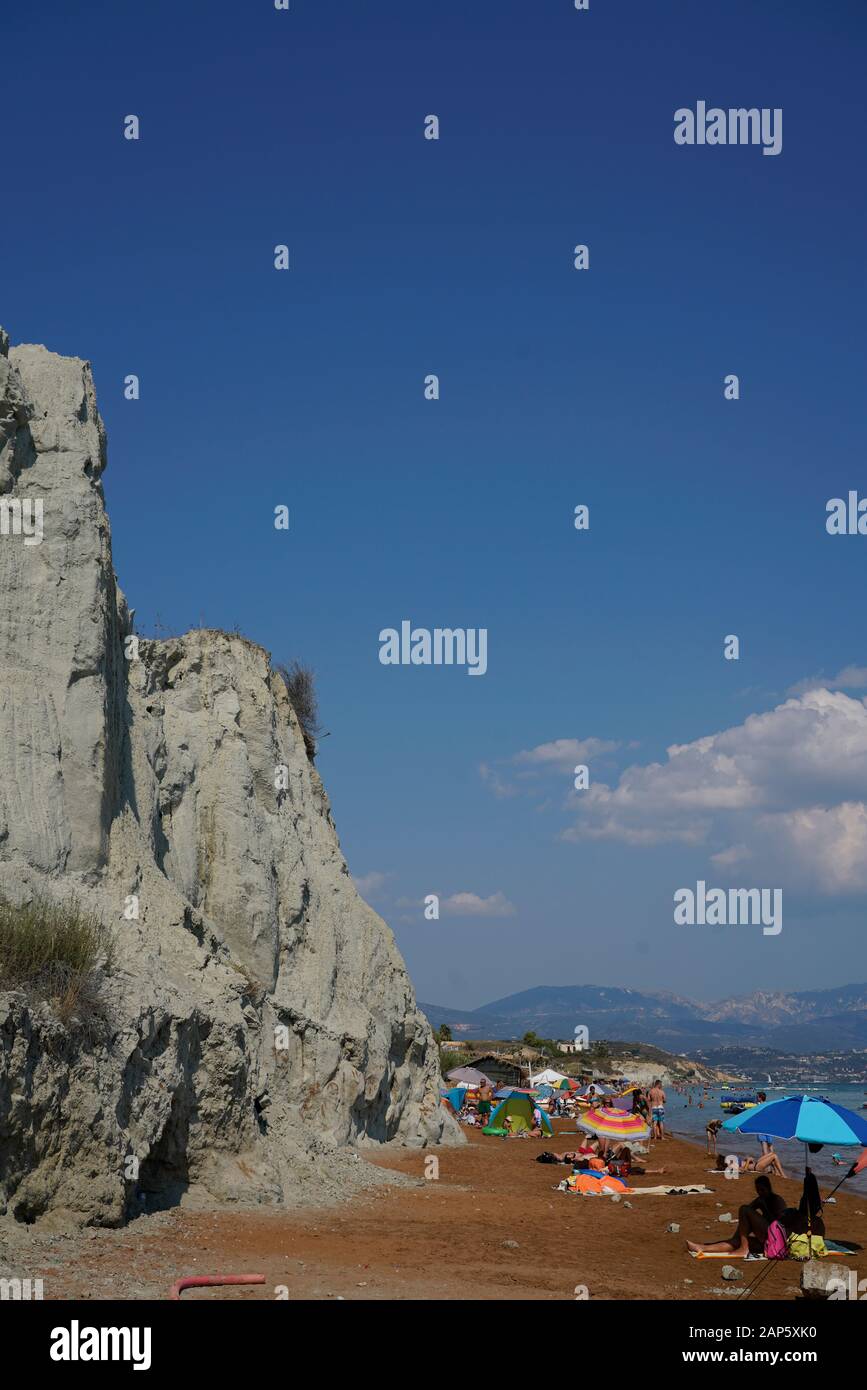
(722, 1095, 867, 1147)
(723, 1096, 867, 1260)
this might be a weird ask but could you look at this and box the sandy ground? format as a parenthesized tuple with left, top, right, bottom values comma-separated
(3, 1124, 866, 1301)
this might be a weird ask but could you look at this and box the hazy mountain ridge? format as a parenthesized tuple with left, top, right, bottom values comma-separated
(421, 982, 867, 1052)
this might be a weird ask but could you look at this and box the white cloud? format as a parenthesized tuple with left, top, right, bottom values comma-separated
(562, 688, 867, 894)
(512, 737, 621, 771)
(710, 843, 750, 868)
(756, 803, 867, 893)
(478, 761, 520, 798)
(480, 736, 622, 801)
(788, 665, 867, 696)
(353, 870, 392, 899)
(440, 891, 516, 918)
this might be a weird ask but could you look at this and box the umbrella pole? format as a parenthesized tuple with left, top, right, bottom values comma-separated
(804, 1142, 813, 1261)
(824, 1166, 856, 1203)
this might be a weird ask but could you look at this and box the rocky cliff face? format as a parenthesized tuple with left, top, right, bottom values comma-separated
(0, 330, 458, 1228)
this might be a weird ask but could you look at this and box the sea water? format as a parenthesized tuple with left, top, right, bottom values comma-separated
(668, 1084, 867, 1193)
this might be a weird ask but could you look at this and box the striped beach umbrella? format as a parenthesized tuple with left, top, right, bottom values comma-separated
(577, 1105, 650, 1143)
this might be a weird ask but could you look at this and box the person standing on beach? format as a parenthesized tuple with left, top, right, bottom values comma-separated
(754, 1091, 774, 1157)
(477, 1084, 493, 1129)
(648, 1079, 666, 1141)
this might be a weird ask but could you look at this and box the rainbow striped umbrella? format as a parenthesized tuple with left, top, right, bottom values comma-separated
(577, 1105, 650, 1143)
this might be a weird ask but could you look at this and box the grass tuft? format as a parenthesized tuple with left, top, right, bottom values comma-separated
(0, 893, 116, 1029)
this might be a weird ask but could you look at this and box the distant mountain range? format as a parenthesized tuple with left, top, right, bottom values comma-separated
(419, 983, 867, 1053)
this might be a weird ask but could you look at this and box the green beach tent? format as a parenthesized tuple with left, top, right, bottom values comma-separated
(486, 1095, 553, 1137)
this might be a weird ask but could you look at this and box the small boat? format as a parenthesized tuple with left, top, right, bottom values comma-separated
(720, 1092, 758, 1114)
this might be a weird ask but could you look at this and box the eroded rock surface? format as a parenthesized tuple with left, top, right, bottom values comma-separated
(0, 330, 458, 1228)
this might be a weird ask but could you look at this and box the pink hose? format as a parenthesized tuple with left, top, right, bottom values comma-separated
(169, 1274, 266, 1300)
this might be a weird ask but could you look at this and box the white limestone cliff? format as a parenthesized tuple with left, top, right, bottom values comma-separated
(0, 331, 459, 1228)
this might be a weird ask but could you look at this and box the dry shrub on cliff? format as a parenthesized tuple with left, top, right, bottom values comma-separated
(0, 894, 116, 1027)
(276, 661, 322, 760)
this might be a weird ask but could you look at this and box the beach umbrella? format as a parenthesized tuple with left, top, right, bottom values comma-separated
(446, 1065, 494, 1088)
(723, 1096, 867, 1255)
(577, 1105, 650, 1143)
(721, 1095, 867, 1148)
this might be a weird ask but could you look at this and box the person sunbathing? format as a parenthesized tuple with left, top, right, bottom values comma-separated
(548, 1139, 610, 1171)
(609, 1144, 666, 1176)
(686, 1176, 787, 1256)
(714, 1150, 786, 1178)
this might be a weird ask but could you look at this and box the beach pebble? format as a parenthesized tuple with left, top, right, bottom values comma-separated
(683, 1278, 693, 1285)
(667, 1223, 680, 1233)
(610, 1195, 621, 1203)
(719, 1213, 733, 1222)
(721, 1266, 743, 1282)
(623, 1201, 633, 1209)
(502, 1239, 520, 1249)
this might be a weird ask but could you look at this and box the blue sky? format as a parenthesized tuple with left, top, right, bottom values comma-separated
(4, 0, 867, 1010)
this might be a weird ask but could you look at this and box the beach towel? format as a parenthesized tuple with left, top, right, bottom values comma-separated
(690, 1243, 853, 1260)
(560, 1173, 630, 1195)
(628, 1184, 713, 1196)
(691, 1250, 765, 1260)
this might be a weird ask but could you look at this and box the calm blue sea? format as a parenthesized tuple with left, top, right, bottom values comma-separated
(667, 1084, 867, 1194)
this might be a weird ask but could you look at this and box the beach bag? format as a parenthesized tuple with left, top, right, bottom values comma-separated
(608, 1159, 630, 1178)
(763, 1220, 788, 1260)
(787, 1232, 827, 1261)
